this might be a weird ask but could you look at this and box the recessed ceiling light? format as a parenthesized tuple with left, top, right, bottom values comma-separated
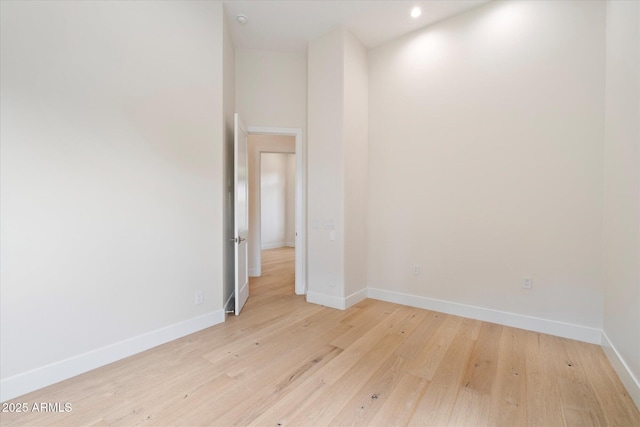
(236, 14, 248, 25)
(411, 7, 422, 18)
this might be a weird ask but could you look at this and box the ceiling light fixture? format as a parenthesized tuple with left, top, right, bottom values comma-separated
(236, 14, 248, 25)
(411, 7, 422, 18)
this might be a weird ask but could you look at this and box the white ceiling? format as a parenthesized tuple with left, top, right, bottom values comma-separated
(224, 0, 490, 52)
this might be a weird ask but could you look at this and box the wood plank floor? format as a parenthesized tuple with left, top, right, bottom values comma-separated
(2, 247, 639, 426)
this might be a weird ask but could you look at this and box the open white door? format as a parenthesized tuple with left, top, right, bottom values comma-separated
(234, 113, 249, 315)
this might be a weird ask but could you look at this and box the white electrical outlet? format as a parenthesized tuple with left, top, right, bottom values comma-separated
(195, 290, 204, 305)
(413, 265, 420, 276)
(522, 277, 532, 289)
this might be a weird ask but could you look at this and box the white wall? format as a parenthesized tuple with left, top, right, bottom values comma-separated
(307, 27, 369, 308)
(261, 153, 287, 249)
(260, 153, 295, 249)
(285, 154, 297, 247)
(308, 29, 347, 304)
(343, 30, 369, 299)
(602, 0, 640, 407)
(235, 49, 306, 129)
(367, 0, 606, 336)
(0, 0, 227, 401)
(247, 134, 295, 276)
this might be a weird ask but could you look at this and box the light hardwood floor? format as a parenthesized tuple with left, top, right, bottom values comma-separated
(2, 247, 639, 426)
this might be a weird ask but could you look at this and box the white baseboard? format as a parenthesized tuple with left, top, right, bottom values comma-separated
(367, 288, 602, 345)
(601, 331, 640, 410)
(262, 242, 287, 250)
(0, 310, 225, 402)
(306, 291, 346, 310)
(260, 243, 295, 250)
(248, 267, 261, 277)
(345, 288, 367, 309)
(306, 288, 367, 311)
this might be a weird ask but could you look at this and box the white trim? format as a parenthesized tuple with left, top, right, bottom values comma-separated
(247, 126, 306, 296)
(248, 267, 261, 277)
(306, 288, 367, 311)
(345, 288, 368, 309)
(601, 331, 640, 409)
(261, 242, 289, 250)
(285, 241, 295, 247)
(0, 310, 225, 402)
(306, 291, 345, 310)
(367, 288, 602, 344)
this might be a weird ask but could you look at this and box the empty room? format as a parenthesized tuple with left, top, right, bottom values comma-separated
(1, 0, 639, 426)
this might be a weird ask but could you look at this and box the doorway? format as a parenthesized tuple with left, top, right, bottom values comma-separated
(260, 152, 296, 250)
(247, 126, 305, 295)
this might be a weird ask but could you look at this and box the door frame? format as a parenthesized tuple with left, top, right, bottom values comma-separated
(248, 126, 306, 295)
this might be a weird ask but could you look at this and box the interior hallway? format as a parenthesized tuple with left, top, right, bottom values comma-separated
(251, 247, 296, 299)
